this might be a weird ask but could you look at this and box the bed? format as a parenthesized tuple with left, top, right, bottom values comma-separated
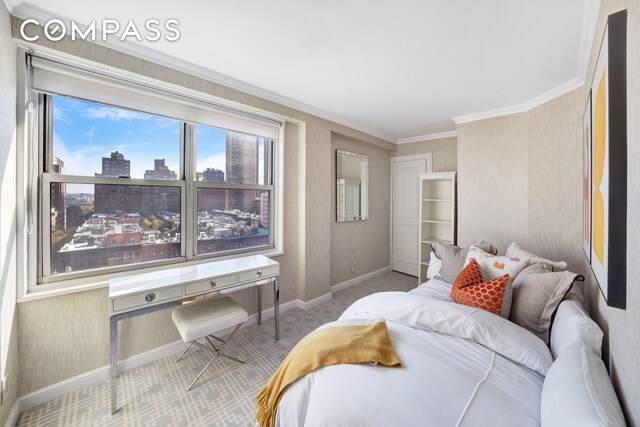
(275, 279, 551, 426)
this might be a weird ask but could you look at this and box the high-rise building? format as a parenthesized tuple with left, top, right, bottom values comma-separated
(95, 152, 180, 215)
(259, 191, 270, 228)
(225, 132, 259, 211)
(263, 139, 271, 185)
(144, 159, 177, 180)
(65, 205, 83, 228)
(203, 168, 224, 183)
(96, 151, 130, 178)
(198, 168, 226, 212)
(51, 157, 66, 230)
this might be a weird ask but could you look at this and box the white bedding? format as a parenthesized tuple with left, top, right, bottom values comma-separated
(276, 282, 552, 427)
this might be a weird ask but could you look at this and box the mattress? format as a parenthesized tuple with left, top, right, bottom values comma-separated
(275, 281, 552, 427)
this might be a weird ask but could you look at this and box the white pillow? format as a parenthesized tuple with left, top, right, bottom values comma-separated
(506, 242, 568, 271)
(426, 252, 442, 280)
(463, 245, 528, 318)
(550, 299, 603, 359)
(541, 341, 625, 427)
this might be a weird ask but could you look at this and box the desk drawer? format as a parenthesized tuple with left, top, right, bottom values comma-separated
(238, 265, 279, 283)
(112, 285, 183, 313)
(185, 273, 237, 296)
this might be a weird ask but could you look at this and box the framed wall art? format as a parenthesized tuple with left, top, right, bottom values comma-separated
(589, 9, 627, 309)
(583, 90, 592, 263)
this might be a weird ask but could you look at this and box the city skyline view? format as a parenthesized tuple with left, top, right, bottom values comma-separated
(49, 95, 272, 276)
(53, 95, 266, 191)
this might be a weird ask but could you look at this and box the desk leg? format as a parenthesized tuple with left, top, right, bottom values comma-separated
(109, 316, 118, 415)
(257, 285, 263, 325)
(274, 276, 280, 341)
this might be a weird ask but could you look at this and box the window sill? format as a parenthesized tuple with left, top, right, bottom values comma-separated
(18, 248, 285, 303)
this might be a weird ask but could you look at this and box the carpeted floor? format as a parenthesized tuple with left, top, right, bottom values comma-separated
(17, 271, 416, 427)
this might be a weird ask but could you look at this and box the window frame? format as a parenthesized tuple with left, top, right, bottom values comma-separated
(17, 48, 285, 300)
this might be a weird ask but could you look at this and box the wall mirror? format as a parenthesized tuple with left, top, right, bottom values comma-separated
(336, 149, 368, 222)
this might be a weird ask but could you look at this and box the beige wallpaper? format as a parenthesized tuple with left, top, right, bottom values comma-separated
(392, 136, 457, 172)
(0, 1, 18, 424)
(457, 0, 640, 422)
(11, 18, 395, 395)
(330, 133, 391, 286)
(458, 114, 529, 253)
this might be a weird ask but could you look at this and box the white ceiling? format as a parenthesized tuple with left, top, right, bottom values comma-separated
(7, 0, 599, 142)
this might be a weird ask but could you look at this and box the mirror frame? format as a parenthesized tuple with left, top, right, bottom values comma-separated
(335, 149, 369, 222)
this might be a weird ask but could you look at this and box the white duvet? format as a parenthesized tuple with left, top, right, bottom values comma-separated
(275, 284, 553, 427)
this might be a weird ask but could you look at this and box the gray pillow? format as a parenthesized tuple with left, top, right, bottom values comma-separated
(550, 300, 603, 359)
(432, 241, 497, 283)
(510, 262, 583, 343)
(541, 341, 625, 427)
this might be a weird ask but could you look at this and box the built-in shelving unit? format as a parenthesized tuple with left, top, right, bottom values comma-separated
(418, 172, 456, 283)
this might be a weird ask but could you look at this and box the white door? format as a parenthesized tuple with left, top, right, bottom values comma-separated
(391, 156, 429, 275)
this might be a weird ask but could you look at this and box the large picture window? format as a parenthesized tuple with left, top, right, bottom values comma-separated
(31, 63, 281, 287)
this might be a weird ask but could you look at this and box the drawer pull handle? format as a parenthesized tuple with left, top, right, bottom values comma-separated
(145, 293, 156, 302)
(209, 280, 217, 288)
(256, 270, 263, 277)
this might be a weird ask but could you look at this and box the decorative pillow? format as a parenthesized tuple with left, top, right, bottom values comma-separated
(463, 245, 527, 318)
(541, 341, 625, 427)
(464, 245, 527, 286)
(506, 242, 568, 271)
(450, 259, 510, 317)
(432, 241, 497, 283)
(425, 252, 443, 281)
(550, 299, 603, 359)
(509, 262, 583, 343)
(451, 258, 484, 290)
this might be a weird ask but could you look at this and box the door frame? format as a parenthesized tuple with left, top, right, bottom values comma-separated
(389, 153, 433, 273)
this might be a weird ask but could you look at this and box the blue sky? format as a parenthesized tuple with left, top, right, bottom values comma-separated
(53, 95, 234, 191)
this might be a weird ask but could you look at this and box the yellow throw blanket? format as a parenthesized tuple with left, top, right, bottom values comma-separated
(256, 321, 402, 427)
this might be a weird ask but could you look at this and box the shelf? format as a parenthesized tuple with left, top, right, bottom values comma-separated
(418, 172, 455, 281)
(421, 238, 453, 245)
(421, 219, 452, 225)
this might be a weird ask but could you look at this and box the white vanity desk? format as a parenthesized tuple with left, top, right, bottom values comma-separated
(108, 254, 280, 414)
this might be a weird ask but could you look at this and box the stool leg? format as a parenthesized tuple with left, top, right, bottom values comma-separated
(175, 343, 192, 363)
(205, 336, 220, 352)
(185, 324, 244, 391)
(218, 353, 245, 365)
(187, 352, 219, 392)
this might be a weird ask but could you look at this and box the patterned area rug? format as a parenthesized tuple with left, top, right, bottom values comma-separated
(17, 271, 416, 426)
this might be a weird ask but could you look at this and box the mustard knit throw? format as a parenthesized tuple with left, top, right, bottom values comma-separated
(256, 321, 402, 427)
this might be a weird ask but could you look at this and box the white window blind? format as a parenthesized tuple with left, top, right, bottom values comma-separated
(29, 55, 282, 140)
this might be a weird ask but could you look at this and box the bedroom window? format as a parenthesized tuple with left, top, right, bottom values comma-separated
(25, 51, 283, 290)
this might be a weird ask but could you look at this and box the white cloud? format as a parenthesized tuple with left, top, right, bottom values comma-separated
(86, 125, 96, 144)
(52, 133, 103, 179)
(80, 106, 149, 121)
(114, 144, 131, 152)
(53, 106, 72, 125)
(196, 153, 226, 176)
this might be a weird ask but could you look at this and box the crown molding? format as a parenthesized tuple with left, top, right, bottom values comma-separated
(396, 130, 458, 144)
(452, 77, 584, 125)
(2, 0, 21, 13)
(10, 1, 599, 141)
(577, 0, 601, 82)
(10, 2, 395, 143)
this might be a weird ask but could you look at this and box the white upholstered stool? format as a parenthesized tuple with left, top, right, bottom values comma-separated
(172, 297, 248, 391)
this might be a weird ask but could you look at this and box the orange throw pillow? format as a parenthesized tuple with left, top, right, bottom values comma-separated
(452, 258, 484, 290)
(451, 260, 510, 316)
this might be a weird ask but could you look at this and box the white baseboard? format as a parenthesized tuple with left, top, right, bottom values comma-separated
(17, 337, 188, 414)
(8, 296, 308, 423)
(330, 266, 390, 293)
(297, 292, 332, 310)
(2, 399, 20, 427)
